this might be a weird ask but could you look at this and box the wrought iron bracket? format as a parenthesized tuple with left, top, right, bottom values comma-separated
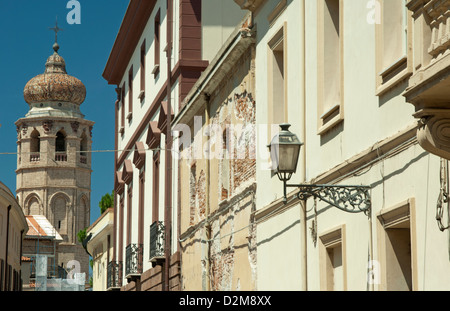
(284, 182, 371, 215)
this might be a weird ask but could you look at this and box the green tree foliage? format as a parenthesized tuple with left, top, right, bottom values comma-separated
(99, 191, 114, 214)
(77, 227, 87, 244)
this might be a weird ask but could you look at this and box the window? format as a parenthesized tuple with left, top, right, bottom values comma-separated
(80, 133, 88, 164)
(152, 151, 160, 222)
(27, 197, 40, 215)
(126, 185, 132, 246)
(80, 133, 88, 156)
(377, 199, 417, 291)
(30, 129, 41, 162)
(153, 9, 161, 77)
(319, 225, 346, 291)
(375, 0, 412, 95)
(127, 66, 133, 121)
(55, 131, 66, 152)
(140, 40, 146, 101)
(138, 169, 145, 246)
(30, 129, 40, 153)
(119, 194, 124, 263)
(318, 0, 343, 134)
(55, 131, 67, 162)
(53, 196, 67, 236)
(120, 84, 126, 135)
(268, 23, 287, 128)
(220, 128, 230, 201)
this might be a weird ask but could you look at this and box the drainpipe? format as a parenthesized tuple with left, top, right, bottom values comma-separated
(300, 0, 308, 291)
(113, 88, 120, 266)
(4, 205, 11, 291)
(20, 229, 24, 291)
(111, 89, 119, 289)
(164, 0, 174, 292)
(205, 95, 211, 291)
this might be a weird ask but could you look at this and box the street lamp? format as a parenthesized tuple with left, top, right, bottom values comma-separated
(268, 123, 303, 201)
(268, 124, 371, 215)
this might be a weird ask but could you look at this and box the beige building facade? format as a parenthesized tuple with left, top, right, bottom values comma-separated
(0, 181, 28, 291)
(86, 208, 114, 291)
(174, 13, 257, 291)
(238, 0, 450, 291)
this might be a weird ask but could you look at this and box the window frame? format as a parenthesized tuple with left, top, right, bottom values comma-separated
(376, 198, 418, 291)
(317, 0, 344, 135)
(267, 22, 288, 131)
(127, 66, 134, 121)
(139, 40, 146, 101)
(153, 9, 161, 77)
(375, 0, 413, 96)
(319, 224, 347, 291)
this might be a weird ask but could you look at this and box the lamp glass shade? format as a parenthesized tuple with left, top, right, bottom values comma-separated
(269, 124, 303, 174)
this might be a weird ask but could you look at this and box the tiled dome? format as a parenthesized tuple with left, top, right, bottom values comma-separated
(23, 43, 86, 105)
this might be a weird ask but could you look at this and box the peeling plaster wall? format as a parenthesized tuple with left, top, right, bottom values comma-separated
(180, 46, 257, 290)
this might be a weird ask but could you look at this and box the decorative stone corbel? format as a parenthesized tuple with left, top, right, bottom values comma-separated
(404, 0, 450, 160)
(414, 109, 450, 159)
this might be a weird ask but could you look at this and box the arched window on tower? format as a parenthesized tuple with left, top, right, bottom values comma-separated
(53, 196, 68, 239)
(80, 132, 88, 164)
(27, 197, 41, 215)
(30, 129, 41, 162)
(55, 131, 67, 162)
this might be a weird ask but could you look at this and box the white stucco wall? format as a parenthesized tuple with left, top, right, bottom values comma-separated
(254, 0, 450, 291)
(202, 0, 247, 62)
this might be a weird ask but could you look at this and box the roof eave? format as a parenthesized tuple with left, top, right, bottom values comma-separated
(103, 0, 157, 85)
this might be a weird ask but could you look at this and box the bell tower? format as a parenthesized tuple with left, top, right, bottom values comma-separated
(15, 34, 94, 279)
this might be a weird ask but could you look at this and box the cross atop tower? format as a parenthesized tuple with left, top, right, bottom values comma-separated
(49, 18, 63, 52)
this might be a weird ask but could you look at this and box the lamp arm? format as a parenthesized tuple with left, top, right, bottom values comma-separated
(284, 183, 371, 215)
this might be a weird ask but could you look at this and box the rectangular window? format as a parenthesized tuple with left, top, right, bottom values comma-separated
(139, 40, 146, 101)
(377, 198, 417, 291)
(152, 151, 160, 222)
(138, 170, 145, 245)
(319, 225, 346, 291)
(375, 0, 412, 95)
(126, 185, 132, 246)
(120, 84, 125, 135)
(153, 9, 161, 77)
(127, 66, 133, 121)
(318, 0, 344, 135)
(268, 22, 287, 129)
(118, 194, 124, 263)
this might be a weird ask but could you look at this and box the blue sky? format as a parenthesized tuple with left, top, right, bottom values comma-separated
(0, 1, 129, 225)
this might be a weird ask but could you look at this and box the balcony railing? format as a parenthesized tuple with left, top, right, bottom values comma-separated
(30, 152, 40, 162)
(107, 261, 122, 290)
(125, 244, 143, 279)
(55, 152, 67, 162)
(149, 221, 165, 262)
